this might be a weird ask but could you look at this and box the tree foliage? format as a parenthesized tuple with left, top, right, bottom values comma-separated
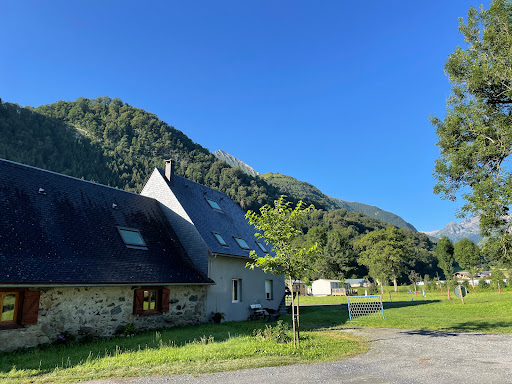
(436, 236, 455, 279)
(245, 196, 319, 347)
(454, 238, 481, 272)
(355, 227, 413, 291)
(432, 0, 512, 265)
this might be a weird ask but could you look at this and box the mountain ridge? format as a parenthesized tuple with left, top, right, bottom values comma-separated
(212, 150, 259, 177)
(258, 172, 417, 230)
(420, 217, 481, 243)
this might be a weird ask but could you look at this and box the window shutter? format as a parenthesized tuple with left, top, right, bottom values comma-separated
(133, 289, 144, 315)
(21, 291, 40, 325)
(160, 289, 170, 313)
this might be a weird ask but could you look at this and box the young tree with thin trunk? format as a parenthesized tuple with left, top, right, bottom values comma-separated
(245, 196, 319, 347)
(436, 236, 455, 296)
(454, 238, 481, 296)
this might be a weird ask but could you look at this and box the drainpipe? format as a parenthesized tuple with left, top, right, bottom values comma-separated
(208, 251, 218, 312)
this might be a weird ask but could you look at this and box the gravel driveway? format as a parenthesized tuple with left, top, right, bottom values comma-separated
(85, 328, 512, 384)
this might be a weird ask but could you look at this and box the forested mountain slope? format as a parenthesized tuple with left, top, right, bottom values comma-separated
(0, 97, 288, 212)
(261, 172, 416, 230)
(0, 96, 436, 281)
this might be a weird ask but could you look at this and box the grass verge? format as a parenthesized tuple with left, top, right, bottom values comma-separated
(0, 322, 366, 383)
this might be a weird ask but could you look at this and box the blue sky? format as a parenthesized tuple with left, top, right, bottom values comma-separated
(0, 1, 491, 231)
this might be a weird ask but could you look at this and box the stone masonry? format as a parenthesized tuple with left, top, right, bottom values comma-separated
(0, 285, 206, 352)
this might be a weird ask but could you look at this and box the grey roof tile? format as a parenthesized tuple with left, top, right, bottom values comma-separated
(0, 159, 213, 285)
(158, 169, 269, 259)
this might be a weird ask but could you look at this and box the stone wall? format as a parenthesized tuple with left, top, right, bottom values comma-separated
(0, 285, 206, 352)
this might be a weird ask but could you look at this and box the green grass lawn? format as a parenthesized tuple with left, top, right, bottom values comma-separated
(296, 289, 512, 333)
(0, 319, 365, 384)
(2, 289, 511, 383)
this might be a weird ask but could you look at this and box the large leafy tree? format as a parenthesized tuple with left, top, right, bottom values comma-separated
(245, 196, 319, 347)
(432, 0, 512, 265)
(436, 236, 455, 280)
(355, 227, 412, 293)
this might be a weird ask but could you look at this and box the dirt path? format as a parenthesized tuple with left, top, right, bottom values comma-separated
(86, 328, 512, 383)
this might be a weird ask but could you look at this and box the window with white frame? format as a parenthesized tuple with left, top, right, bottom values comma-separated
(265, 279, 273, 300)
(232, 279, 241, 303)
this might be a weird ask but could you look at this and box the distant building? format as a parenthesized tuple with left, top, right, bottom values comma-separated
(345, 278, 370, 288)
(453, 272, 471, 280)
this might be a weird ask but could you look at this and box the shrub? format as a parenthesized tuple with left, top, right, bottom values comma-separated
(253, 320, 291, 344)
(210, 312, 225, 324)
(116, 323, 137, 337)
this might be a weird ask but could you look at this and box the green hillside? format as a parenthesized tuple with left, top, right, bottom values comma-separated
(0, 97, 287, 212)
(261, 173, 416, 230)
(0, 96, 435, 281)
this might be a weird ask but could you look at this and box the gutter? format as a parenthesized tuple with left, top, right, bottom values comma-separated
(0, 282, 215, 288)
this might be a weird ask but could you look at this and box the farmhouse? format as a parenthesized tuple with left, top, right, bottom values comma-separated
(142, 161, 285, 321)
(0, 158, 283, 351)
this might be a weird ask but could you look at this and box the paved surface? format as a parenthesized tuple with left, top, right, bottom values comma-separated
(84, 328, 512, 384)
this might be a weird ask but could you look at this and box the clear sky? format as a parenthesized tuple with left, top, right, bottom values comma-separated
(0, 1, 492, 232)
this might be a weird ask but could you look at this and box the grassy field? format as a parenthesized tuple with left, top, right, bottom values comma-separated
(2, 289, 511, 383)
(296, 289, 512, 333)
(0, 319, 366, 384)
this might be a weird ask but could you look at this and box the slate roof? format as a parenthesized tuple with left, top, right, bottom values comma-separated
(0, 159, 213, 286)
(158, 170, 269, 259)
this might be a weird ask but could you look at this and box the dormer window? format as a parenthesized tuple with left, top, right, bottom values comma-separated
(117, 227, 147, 250)
(206, 198, 223, 212)
(256, 241, 268, 253)
(212, 232, 228, 246)
(234, 237, 251, 250)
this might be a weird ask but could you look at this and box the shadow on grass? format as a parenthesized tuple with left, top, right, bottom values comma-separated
(382, 300, 440, 309)
(295, 301, 439, 332)
(450, 321, 512, 333)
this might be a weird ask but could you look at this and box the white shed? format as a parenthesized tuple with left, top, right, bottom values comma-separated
(312, 279, 341, 296)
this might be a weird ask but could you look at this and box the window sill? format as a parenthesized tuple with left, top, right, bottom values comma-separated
(137, 310, 163, 317)
(0, 323, 23, 330)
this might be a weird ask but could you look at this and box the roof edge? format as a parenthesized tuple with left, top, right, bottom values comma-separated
(0, 157, 149, 199)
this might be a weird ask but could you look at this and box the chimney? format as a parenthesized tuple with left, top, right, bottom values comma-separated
(165, 159, 174, 184)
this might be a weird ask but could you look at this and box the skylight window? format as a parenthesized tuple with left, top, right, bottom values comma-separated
(256, 241, 268, 253)
(234, 237, 251, 250)
(212, 232, 228, 246)
(206, 198, 222, 212)
(117, 227, 147, 249)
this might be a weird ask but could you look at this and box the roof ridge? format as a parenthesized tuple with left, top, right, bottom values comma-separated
(156, 168, 231, 198)
(0, 157, 149, 199)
